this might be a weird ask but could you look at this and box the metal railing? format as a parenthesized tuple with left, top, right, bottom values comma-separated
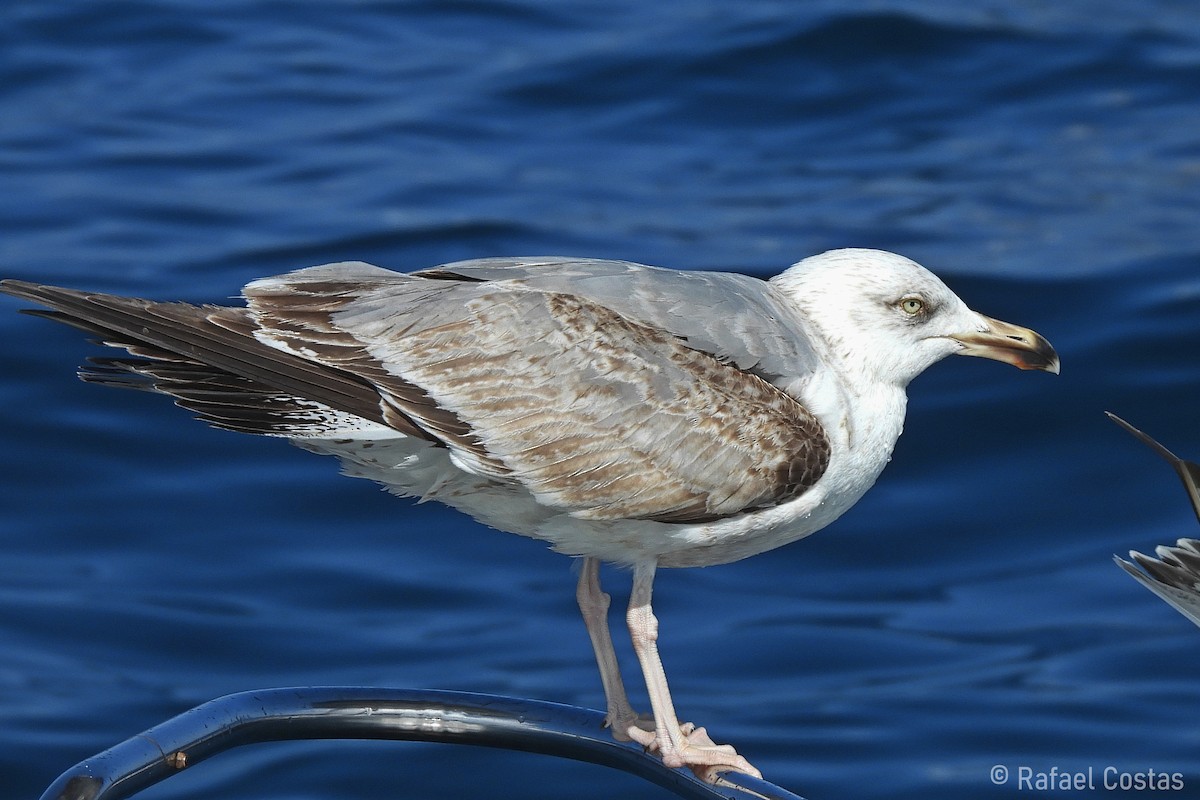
(38, 687, 807, 800)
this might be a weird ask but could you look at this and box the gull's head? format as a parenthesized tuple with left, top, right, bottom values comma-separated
(771, 248, 1059, 387)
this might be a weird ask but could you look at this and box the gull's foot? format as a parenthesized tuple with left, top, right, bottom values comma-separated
(625, 720, 762, 782)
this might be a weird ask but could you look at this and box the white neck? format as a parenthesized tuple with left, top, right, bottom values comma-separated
(787, 348, 910, 520)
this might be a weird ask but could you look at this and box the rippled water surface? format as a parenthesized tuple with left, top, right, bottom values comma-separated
(4, 3, 1200, 798)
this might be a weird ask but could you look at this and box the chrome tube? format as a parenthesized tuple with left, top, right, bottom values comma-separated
(38, 687, 806, 800)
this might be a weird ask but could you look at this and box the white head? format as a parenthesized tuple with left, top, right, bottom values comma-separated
(771, 248, 1058, 387)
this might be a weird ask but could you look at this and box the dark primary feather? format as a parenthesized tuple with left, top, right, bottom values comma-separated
(81, 356, 363, 436)
(3, 281, 397, 431)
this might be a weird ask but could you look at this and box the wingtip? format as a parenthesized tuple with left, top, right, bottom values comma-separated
(1105, 411, 1181, 465)
(1114, 552, 1146, 580)
(0, 278, 43, 301)
(0, 279, 99, 310)
(1104, 411, 1136, 436)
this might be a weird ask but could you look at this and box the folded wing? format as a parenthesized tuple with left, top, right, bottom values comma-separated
(2, 259, 831, 523)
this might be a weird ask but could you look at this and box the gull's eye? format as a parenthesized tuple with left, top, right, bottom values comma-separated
(898, 297, 926, 316)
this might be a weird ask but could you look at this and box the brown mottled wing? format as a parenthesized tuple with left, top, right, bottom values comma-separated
(3, 262, 832, 523)
(245, 269, 830, 522)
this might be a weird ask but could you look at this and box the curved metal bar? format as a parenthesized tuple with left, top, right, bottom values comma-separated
(38, 687, 806, 800)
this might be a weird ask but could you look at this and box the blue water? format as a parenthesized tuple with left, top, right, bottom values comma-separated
(3, 2, 1200, 798)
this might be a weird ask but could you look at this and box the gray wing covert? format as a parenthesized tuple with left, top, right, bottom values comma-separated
(413, 257, 822, 382)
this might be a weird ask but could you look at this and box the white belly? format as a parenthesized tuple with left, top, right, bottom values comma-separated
(297, 380, 904, 569)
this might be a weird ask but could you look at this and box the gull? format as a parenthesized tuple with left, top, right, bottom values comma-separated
(1, 248, 1058, 780)
(1109, 413, 1200, 627)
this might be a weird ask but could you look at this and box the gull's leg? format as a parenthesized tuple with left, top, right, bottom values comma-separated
(575, 556, 653, 740)
(625, 560, 762, 781)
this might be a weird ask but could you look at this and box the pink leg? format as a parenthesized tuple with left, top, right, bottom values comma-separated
(624, 560, 762, 781)
(575, 557, 652, 740)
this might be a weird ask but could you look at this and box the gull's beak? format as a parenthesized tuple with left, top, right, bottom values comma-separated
(950, 315, 1060, 374)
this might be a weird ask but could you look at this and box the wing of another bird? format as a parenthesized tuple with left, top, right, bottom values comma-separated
(1109, 413, 1200, 627)
(2, 258, 831, 523)
(1116, 543, 1200, 628)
